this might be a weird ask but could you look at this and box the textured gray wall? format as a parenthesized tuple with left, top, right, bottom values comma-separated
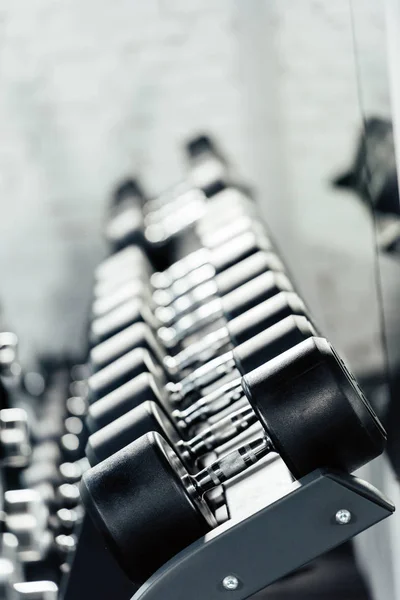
(0, 0, 246, 361)
(0, 0, 388, 371)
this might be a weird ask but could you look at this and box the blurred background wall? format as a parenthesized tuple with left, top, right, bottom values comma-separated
(0, 0, 388, 370)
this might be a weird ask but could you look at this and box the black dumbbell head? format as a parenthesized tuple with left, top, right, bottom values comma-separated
(233, 315, 316, 375)
(81, 432, 215, 585)
(185, 135, 216, 160)
(221, 270, 292, 321)
(86, 400, 181, 467)
(87, 347, 164, 404)
(86, 372, 168, 433)
(89, 321, 166, 372)
(210, 229, 272, 274)
(242, 337, 386, 479)
(112, 178, 145, 209)
(228, 291, 307, 347)
(90, 298, 158, 346)
(105, 205, 145, 252)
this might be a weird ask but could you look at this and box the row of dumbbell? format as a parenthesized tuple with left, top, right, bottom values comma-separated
(19, 364, 93, 575)
(73, 138, 387, 589)
(0, 134, 235, 597)
(0, 335, 67, 598)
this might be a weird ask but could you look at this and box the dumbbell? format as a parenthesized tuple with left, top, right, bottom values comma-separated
(106, 136, 229, 252)
(91, 266, 292, 349)
(95, 205, 271, 337)
(145, 185, 258, 256)
(81, 337, 386, 585)
(93, 245, 282, 326)
(167, 314, 317, 402)
(149, 211, 264, 294)
(0, 533, 58, 599)
(86, 314, 315, 435)
(85, 314, 316, 466)
(105, 179, 147, 252)
(88, 292, 306, 402)
(86, 399, 254, 469)
(93, 245, 153, 298)
(4, 489, 51, 564)
(94, 209, 274, 297)
(94, 218, 276, 317)
(97, 185, 261, 299)
(0, 408, 31, 468)
(88, 292, 307, 382)
(144, 134, 228, 218)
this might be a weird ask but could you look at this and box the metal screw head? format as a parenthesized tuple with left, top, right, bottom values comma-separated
(335, 509, 352, 525)
(222, 575, 239, 590)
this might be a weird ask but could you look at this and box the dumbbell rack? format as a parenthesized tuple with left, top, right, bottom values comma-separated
(129, 464, 393, 600)
(62, 453, 393, 600)
(62, 137, 395, 600)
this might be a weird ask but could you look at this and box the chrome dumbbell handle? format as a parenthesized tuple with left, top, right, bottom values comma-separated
(164, 327, 230, 375)
(167, 350, 235, 400)
(172, 377, 244, 428)
(176, 404, 257, 460)
(190, 435, 273, 494)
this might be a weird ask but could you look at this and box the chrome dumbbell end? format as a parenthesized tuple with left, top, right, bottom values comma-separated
(0, 409, 31, 468)
(4, 489, 51, 563)
(13, 580, 58, 600)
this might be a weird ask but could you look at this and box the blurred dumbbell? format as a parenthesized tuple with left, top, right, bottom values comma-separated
(144, 134, 228, 218)
(0, 533, 58, 600)
(86, 310, 314, 434)
(0, 409, 31, 468)
(85, 314, 316, 463)
(87, 292, 307, 406)
(91, 268, 292, 350)
(90, 247, 287, 371)
(86, 313, 315, 437)
(89, 287, 301, 400)
(91, 222, 282, 343)
(81, 337, 386, 584)
(4, 489, 51, 564)
(166, 315, 316, 402)
(93, 243, 281, 328)
(96, 185, 260, 302)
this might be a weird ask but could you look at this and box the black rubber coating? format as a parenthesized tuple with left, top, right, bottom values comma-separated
(87, 372, 168, 433)
(90, 299, 158, 346)
(233, 315, 316, 375)
(86, 401, 180, 467)
(185, 135, 215, 159)
(228, 291, 307, 347)
(215, 251, 283, 297)
(221, 271, 292, 321)
(81, 432, 214, 585)
(87, 347, 164, 404)
(112, 178, 145, 209)
(210, 229, 272, 274)
(89, 322, 166, 372)
(242, 337, 387, 479)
